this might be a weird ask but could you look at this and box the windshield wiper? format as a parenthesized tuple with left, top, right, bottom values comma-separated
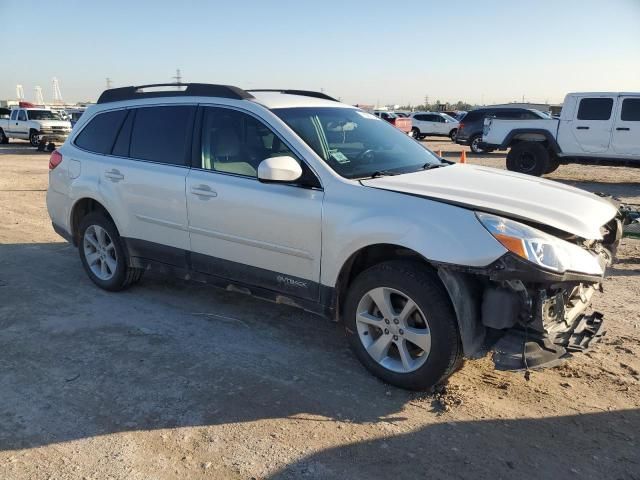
(422, 162, 448, 171)
(369, 170, 398, 178)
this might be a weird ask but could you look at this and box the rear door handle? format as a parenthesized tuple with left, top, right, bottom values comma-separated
(104, 169, 124, 181)
(576, 126, 590, 130)
(190, 185, 218, 198)
(616, 127, 630, 131)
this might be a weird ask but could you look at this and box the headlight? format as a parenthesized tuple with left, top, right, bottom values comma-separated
(476, 212, 603, 275)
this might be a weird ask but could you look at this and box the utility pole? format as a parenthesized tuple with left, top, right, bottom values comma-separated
(106, 77, 113, 89)
(173, 68, 183, 86)
(424, 95, 429, 108)
(52, 77, 63, 104)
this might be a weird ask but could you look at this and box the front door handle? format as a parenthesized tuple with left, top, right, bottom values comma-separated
(104, 169, 124, 181)
(576, 126, 590, 130)
(616, 127, 630, 131)
(190, 185, 218, 198)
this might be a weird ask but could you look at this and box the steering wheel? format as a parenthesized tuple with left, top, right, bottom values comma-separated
(356, 149, 376, 163)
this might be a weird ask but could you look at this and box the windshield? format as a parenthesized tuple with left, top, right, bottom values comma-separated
(27, 110, 59, 120)
(274, 107, 441, 179)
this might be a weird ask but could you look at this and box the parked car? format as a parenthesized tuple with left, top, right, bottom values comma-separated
(482, 92, 640, 176)
(409, 112, 459, 141)
(391, 111, 409, 118)
(0, 107, 72, 147)
(443, 110, 466, 121)
(456, 107, 548, 154)
(65, 108, 86, 128)
(47, 83, 622, 390)
(373, 110, 413, 135)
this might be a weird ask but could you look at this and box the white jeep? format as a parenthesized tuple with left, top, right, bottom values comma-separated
(46, 83, 623, 390)
(482, 92, 640, 176)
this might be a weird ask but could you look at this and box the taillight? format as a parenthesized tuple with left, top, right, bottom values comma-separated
(49, 150, 63, 170)
(458, 122, 465, 132)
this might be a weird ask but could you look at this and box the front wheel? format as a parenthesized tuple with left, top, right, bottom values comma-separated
(0, 129, 8, 144)
(29, 130, 40, 147)
(78, 212, 143, 291)
(344, 260, 463, 391)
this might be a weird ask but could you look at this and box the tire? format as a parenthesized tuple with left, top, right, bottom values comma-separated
(449, 129, 458, 142)
(0, 129, 8, 144)
(78, 212, 143, 291)
(506, 141, 550, 177)
(344, 260, 463, 391)
(29, 130, 40, 147)
(469, 134, 486, 154)
(411, 127, 421, 140)
(544, 157, 560, 174)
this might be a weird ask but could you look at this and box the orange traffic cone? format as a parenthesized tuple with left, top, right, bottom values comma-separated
(459, 150, 467, 164)
(437, 150, 443, 158)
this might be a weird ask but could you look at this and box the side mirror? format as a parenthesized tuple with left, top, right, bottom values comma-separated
(257, 156, 303, 183)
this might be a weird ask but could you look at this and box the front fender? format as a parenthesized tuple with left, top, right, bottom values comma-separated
(320, 187, 507, 287)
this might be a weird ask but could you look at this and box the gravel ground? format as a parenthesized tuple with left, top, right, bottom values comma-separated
(1, 139, 639, 480)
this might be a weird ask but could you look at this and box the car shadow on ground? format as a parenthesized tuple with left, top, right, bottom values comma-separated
(0, 242, 423, 451)
(1, 242, 638, 479)
(266, 409, 640, 479)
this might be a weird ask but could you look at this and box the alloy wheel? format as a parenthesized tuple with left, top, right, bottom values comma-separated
(355, 287, 431, 373)
(83, 225, 118, 281)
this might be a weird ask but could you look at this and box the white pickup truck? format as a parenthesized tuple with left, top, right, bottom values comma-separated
(482, 92, 640, 176)
(0, 107, 72, 149)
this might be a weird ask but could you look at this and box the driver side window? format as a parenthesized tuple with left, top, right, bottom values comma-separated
(200, 107, 296, 178)
(18, 111, 27, 121)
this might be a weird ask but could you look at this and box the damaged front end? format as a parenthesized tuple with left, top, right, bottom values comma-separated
(439, 212, 622, 371)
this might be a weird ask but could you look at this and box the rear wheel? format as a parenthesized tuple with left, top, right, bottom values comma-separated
(29, 130, 40, 147)
(411, 127, 421, 140)
(78, 212, 143, 291)
(469, 134, 486, 154)
(506, 141, 550, 176)
(544, 157, 561, 174)
(449, 129, 458, 142)
(344, 260, 463, 391)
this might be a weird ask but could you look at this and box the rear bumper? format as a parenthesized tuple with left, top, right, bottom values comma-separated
(455, 137, 470, 146)
(52, 221, 73, 243)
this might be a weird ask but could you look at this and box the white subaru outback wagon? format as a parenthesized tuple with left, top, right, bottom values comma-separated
(47, 83, 622, 390)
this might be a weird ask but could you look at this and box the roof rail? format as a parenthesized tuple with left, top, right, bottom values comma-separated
(247, 89, 339, 102)
(97, 83, 254, 104)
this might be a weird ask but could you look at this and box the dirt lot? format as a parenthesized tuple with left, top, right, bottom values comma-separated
(1, 139, 639, 480)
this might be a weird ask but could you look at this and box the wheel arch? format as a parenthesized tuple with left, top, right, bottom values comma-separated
(69, 197, 118, 246)
(329, 243, 483, 358)
(502, 128, 561, 153)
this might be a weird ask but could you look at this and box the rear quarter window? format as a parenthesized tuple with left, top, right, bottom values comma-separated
(577, 98, 613, 120)
(74, 109, 128, 154)
(129, 106, 195, 165)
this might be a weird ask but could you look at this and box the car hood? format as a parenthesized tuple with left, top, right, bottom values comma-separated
(361, 164, 618, 240)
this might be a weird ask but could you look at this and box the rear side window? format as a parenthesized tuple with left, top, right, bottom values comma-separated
(621, 99, 640, 121)
(577, 98, 613, 120)
(130, 106, 195, 165)
(75, 109, 128, 154)
(462, 111, 482, 122)
(112, 110, 134, 157)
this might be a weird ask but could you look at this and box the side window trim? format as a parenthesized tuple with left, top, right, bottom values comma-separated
(193, 103, 323, 190)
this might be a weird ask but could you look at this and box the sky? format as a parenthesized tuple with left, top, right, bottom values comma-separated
(1, 0, 639, 106)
